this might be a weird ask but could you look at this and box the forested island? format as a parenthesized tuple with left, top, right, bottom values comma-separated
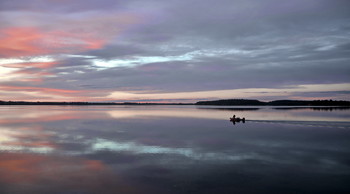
(1, 99, 349, 106)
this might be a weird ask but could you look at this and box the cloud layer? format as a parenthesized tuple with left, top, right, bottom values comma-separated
(1, 0, 350, 101)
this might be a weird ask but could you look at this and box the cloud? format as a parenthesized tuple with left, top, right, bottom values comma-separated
(0, 27, 47, 57)
(0, 25, 117, 58)
(0, 0, 349, 101)
(105, 83, 350, 102)
(0, 9, 139, 57)
(0, 0, 125, 12)
(0, 85, 84, 101)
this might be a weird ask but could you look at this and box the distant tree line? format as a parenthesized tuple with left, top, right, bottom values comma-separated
(0, 101, 192, 106)
(0, 101, 114, 105)
(1, 99, 349, 106)
(195, 99, 350, 106)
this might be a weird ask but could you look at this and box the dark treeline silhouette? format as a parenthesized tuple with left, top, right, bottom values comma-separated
(195, 99, 350, 106)
(0, 100, 192, 106)
(0, 101, 113, 105)
(1, 99, 350, 106)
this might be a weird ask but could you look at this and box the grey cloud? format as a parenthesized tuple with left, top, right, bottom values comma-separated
(52, 53, 350, 93)
(2, 0, 350, 100)
(82, 44, 150, 60)
(287, 91, 350, 101)
(0, 0, 125, 12)
(122, 0, 350, 43)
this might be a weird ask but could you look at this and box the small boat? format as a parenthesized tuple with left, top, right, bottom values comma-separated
(229, 115, 245, 123)
(230, 117, 245, 122)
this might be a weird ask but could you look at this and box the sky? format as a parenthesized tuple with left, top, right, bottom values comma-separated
(0, 0, 350, 102)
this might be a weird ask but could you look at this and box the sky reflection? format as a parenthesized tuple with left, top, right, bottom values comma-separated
(0, 106, 349, 193)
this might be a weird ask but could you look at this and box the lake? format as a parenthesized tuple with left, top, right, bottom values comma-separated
(0, 105, 349, 194)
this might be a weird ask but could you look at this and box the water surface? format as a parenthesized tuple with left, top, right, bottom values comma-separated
(0, 105, 349, 194)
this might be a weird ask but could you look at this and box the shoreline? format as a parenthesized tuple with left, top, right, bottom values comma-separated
(1, 99, 350, 107)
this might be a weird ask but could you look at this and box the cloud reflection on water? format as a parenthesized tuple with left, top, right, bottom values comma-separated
(0, 106, 349, 193)
(91, 138, 259, 162)
(107, 105, 350, 121)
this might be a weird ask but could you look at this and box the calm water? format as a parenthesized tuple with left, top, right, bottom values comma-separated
(0, 105, 349, 194)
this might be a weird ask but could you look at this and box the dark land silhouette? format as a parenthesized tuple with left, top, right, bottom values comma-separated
(196, 99, 350, 106)
(0, 101, 192, 106)
(1, 99, 350, 106)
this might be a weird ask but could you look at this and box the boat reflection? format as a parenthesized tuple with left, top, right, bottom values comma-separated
(229, 115, 246, 125)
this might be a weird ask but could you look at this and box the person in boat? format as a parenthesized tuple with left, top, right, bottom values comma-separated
(230, 115, 245, 123)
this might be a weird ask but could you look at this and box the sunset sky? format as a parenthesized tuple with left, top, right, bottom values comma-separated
(1, 0, 349, 102)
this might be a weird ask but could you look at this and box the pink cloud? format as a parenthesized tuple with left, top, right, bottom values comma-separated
(0, 27, 47, 57)
(0, 12, 139, 58)
(0, 26, 111, 58)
